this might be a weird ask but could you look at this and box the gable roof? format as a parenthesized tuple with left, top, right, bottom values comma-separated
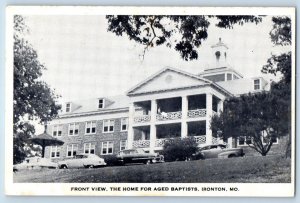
(127, 67, 219, 95)
(127, 66, 232, 97)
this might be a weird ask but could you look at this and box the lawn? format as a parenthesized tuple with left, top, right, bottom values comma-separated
(13, 155, 291, 183)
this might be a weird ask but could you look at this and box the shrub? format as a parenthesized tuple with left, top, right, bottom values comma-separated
(161, 137, 199, 162)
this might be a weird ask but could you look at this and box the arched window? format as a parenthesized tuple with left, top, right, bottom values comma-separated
(215, 51, 221, 60)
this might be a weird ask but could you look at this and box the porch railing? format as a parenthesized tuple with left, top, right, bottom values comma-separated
(132, 136, 221, 149)
(187, 109, 206, 118)
(134, 115, 151, 123)
(212, 137, 219, 145)
(156, 111, 182, 121)
(193, 135, 206, 144)
(132, 140, 150, 148)
(155, 138, 173, 147)
(155, 136, 208, 148)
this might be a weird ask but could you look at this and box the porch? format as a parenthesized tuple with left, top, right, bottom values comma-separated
(131, 121, 219, 150)
(132, 94, 221, 124)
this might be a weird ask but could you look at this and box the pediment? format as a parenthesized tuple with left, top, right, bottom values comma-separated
(127, 67, 211, 95)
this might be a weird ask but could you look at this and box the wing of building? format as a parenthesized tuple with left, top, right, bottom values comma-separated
(45, 38, 281, 160)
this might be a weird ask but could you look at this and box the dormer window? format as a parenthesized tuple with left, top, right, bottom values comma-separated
(98, 99, 105, 109)
(254, 79, 260, 90)
(66, 103, 71, 113)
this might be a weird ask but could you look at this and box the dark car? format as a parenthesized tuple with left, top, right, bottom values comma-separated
(192, 144, 244, 160)
(116, 149, 164, 165)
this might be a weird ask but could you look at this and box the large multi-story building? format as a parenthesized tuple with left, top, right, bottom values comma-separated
(45, 38, 280, 160)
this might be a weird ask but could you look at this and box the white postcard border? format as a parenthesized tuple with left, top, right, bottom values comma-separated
(5, 6, 296, 197)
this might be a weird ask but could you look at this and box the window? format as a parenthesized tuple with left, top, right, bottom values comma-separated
(227, 73, 232, 81)
(52, 125, 62, 137)
(85, 121, 96, 134)
(66, 103, 71, 113)
(103, 120, 114, 133)
(204, 74, 225, 82)
(102, 141, 114, 155)
(69, 123, 79, 136)
(120, 140, 127, 151)
(233, 74, 239, 80)
(66, 144, 78, 157)
(121, 118, 128, 131)
(84, 143, 95, 154)
(238, 136, 252, 146)
(98, 99, 105, 109)
(215, 51, 221, 60)
(50, 146, 61, 158)
(254, 79, 260, 90)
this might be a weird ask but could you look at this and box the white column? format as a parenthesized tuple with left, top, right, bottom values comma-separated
(206, 93, 213, 145)
(149, 99, 157, 153)
(227, 137, 233, 148)
(217, 99, 224, 114)
(141, 131, 146, 140)
(127, 102, 135, 149)
(181, 96, 188, 138)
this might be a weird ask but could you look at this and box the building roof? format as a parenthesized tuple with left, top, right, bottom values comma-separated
(58, 67, 268, 118)
(198, 66, 244, 78)
(211, 38, 229, 49)
(60, 95, 130, 117)
(127, 66, 213, 95)
(127, 66, 232, 97)
(217, 77, 268, 95)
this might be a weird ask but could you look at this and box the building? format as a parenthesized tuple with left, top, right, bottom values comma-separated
(45, 38, 278, 160)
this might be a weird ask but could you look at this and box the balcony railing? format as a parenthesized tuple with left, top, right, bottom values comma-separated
(193, 135, 206, 144)
(132, 140, 150, 148)
(155, 138, 171, 147)
(132, 136, 219, 149)
(155, 136, 218, 146)
(134, 115, 151, 123)
(212, 137, 219, 145)
(156, 111, 182, 121)
(187, 109, 206, 118)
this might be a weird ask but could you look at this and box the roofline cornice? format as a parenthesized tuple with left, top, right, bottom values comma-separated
(127, 83, 232, 97)
(57, 107, 129, 119)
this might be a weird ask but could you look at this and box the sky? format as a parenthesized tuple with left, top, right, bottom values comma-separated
(24, 15, 290, 104)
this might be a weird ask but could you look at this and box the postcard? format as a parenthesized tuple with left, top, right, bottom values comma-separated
(5, 6, 295, 196)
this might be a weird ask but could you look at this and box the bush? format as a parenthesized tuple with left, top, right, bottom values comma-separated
(161, 137, 199, 162)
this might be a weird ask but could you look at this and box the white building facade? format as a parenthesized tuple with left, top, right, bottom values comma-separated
(45, 39, 271, 159)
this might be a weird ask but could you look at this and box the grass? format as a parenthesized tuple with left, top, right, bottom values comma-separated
(13, 155, 291, 183)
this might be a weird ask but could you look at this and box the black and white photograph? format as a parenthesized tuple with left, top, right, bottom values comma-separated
(5, 6, 295, 196)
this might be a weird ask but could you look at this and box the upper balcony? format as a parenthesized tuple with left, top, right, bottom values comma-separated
(133, 94, 220, 124)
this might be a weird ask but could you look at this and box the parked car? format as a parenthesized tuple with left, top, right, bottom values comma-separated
(13, 157, 58, 171)
(58, 154, 106, 169)
(116, 149, 164, 165)
(191, 144, 245, 160)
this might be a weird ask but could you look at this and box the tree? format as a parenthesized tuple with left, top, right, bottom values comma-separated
(211, 16, 292, 157)
(106, 15, 262, 60)
(13, 15, 61, 164)
(261, 16, 292, 157)
(211, 91, 288, 156)
(161, 138, 199, 161)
